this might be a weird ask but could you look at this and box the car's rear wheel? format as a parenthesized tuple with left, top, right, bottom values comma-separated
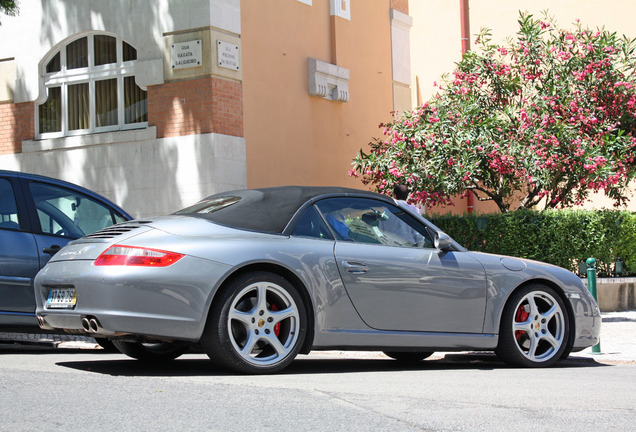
(201, 271, 307, 374)
(112, 340, 189, 362)
(496, 284, 569, 367)
(383, 351, 434, 362)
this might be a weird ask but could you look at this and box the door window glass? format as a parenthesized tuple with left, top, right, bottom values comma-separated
(315, 197, 434, 248)
(0, 179, 20, 230)
(291, 205, 333, 240)
(29, 181, 126, 238)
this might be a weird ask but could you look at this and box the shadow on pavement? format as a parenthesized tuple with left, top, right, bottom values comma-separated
(51, 352, 607, 377)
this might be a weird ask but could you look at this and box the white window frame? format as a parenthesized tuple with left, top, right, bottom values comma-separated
(36, 32, 148, 140)
(330, 0, 350, 20)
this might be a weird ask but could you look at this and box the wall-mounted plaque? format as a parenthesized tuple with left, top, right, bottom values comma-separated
(217, 40, 239, 71)
(171, 40, 202, 69)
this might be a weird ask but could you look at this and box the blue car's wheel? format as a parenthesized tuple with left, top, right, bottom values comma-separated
(94, 337, 118, 352)
(202, 271, 307, 374)
(112, 340, 189, 362)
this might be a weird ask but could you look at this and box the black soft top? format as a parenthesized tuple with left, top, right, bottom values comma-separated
(174, 186, 387, 234)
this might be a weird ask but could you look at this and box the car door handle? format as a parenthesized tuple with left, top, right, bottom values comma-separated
(342, 261, 369, 274)
(43, 245, 62, 256)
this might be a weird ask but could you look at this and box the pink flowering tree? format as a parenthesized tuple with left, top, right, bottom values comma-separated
(351, 13, 636, 213)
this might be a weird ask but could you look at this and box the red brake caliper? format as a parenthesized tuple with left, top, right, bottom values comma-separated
(514, 304, 529, 341)
(271, 304, 281, 336)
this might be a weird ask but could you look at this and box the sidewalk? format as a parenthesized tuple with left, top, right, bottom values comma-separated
(1, 311, 634, 364)
(573, 310, 636, 364)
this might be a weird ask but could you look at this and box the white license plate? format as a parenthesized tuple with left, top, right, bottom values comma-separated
(46, 288, 77, 309)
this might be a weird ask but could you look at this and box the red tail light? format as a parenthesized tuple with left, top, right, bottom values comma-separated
(94, 245, 184, 267)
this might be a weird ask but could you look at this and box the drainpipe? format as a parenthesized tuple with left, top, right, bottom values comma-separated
(460, 0, 471, 54)
(460, 0, 474, 213)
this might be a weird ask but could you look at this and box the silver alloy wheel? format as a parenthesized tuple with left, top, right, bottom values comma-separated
(511, 290, 566, 363)
(227, 281, 301, 367)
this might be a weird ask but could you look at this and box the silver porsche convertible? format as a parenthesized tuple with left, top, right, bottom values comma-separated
(34, 186, 600, 373)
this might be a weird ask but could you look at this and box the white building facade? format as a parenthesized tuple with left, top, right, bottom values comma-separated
(0, 0, 246, 217)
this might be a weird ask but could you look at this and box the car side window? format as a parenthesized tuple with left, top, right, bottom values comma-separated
(0, 179, 21, 230)
(315, 197, 434, 248)
(29, 181, 126, 238)
(291, 205, 333, 240)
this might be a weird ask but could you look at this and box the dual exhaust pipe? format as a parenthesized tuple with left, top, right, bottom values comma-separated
(81, 316, 102, 333)
(37, 314, 118, 336)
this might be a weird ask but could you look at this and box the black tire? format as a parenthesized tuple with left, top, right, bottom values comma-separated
(112, 340, 189, 362)
(383, 351, 434, 362)
(94, 337, 118, 352)
(495, 284, 570, 368)
(201, 271, 307, 374)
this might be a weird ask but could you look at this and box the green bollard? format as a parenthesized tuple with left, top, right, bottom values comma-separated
(586, 257, 601, 354)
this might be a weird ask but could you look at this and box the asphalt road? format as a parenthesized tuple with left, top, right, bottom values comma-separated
(1, 346, 635, 432)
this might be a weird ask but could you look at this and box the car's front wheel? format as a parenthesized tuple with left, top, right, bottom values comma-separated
(201, 271, 307, 374)
(496, 284, 570, 367)
(112, 340, 189, 362)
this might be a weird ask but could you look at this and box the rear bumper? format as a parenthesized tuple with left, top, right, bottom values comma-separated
(34, 256, 232, 342)
(36, 310, 201, 341)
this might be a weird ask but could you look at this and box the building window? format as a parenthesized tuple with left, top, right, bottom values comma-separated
(37, 33, 148, 139)
(330, 0, 350, 20)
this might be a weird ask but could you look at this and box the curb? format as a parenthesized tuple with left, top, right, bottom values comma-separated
(0, 332, 97, 349)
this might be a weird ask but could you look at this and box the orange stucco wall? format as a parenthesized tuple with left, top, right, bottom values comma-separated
(241, 0, 395, 189)
(411, 0, 636, 109)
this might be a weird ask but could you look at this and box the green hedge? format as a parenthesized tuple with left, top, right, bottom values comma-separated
(430, 209, 636, 277)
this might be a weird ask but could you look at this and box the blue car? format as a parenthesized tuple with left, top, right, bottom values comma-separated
(0, 170, 132, 331)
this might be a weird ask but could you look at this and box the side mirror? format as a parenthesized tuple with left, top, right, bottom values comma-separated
(434, 231, 453, 252)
